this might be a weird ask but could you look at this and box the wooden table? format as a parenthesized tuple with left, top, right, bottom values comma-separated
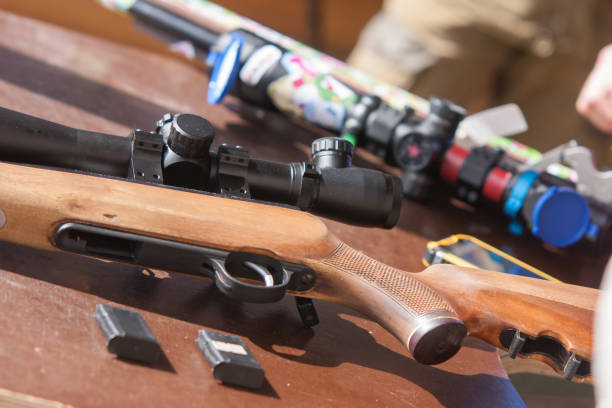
(0, 9, 606, 407)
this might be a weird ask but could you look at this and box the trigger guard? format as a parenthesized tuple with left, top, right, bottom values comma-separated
(211, 258, 290, 303)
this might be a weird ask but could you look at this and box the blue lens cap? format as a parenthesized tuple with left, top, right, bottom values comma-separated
(531, 186, 590, 247)
(207, 33, 243, 105)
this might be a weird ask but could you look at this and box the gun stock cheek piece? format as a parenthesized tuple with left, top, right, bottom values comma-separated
(408, 314, 467, 365)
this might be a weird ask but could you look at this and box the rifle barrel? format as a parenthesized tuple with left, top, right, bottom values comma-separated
(0, 107, 131, 177)
(131, 0, 219, 51)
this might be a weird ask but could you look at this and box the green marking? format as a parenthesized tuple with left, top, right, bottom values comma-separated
(341, 134, 356, 146)
(489, 136, 542, 164)
(490, 136, 511, 149)
(525, 150, 542, 162)
(554, 166, 572, 180)
(313, 74, 359, 106)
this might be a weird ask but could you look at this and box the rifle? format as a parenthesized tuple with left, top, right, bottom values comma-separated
(0, 107, 596, 381)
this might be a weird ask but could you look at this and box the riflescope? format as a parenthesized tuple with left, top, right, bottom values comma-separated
(0, 107, 402, 229)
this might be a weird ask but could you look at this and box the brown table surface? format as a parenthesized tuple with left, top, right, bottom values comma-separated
(0, 9, 607, 408)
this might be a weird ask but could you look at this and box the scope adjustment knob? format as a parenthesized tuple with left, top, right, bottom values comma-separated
(311, 137, 354, 169)
(429, 97, 467, 128)
(167, 113, 216, 159)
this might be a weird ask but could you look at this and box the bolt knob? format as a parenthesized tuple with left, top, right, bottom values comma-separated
(311, 137, 354, 169)
(167, 113, 215, 159)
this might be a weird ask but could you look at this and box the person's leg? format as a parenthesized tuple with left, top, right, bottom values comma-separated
(348, 1, 512, 112)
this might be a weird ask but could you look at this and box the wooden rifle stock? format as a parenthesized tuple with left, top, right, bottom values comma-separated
(0, 162, 596, 380)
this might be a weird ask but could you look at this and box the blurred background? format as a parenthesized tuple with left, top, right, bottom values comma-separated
(0, 0, 379, 59)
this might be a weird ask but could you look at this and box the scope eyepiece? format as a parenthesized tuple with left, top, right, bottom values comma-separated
(311, 167, 402, 229)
